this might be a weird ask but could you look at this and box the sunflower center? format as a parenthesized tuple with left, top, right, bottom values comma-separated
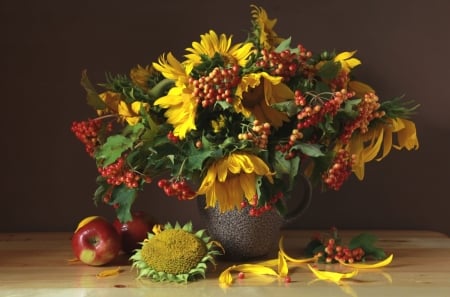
(242, 82, 265, 108)
(140, 229, 207, 275)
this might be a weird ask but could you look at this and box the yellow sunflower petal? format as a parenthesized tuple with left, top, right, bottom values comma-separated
(393, 118, 419, 150)
(339, 254, 394, 269)
(152, 52, 187, 84)
(361, 126, 384, 163)
(219, 266, 234, 286)
(307, 264, 358, 284)
(278, 237, 318, 263)
(96, 267, 122, 278)
(278, 251, 289, 277)
(219, 263, 280, 286)
(348, 81, 375, 98)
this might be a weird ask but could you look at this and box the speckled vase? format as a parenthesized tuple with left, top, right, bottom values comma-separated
(198, 174, 312, 261)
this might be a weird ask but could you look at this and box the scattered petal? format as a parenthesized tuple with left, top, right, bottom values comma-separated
(278, 251, 289, 277)
(279, 237, 318, 263)
(96, 267, 122, 278)
(307, 264, 358, 284)
(218, 264, 279, 286)
(66, 257, 80, 264)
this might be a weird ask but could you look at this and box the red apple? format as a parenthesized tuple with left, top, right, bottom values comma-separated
(72, 216, 121, 266)
(113, 211, 157, 254)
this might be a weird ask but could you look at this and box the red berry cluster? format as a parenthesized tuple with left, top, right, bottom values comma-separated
(316, 238, 365, 264)
(295, 89, 352, 130)
(340, 93, 385, 144)
(256, 45, 313, 82)
(238, 120, 271, 149)
(275, 128, 305, 160)
(190, 65, 241, 108)
(98, 156, 151, 189)
(241, 191, 284, 216)
(327, 70, 351, 92)
(157, 178, 196, 200)
(322, 149, 355, 191)
(71, 119, 112, 157)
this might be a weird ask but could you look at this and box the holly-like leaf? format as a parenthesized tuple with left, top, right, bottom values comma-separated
(111, 185, 137, 223)
(95, 135, 133, 166)
(317, 61, 341, 80)
(349, 233, 386, 260)
(293, 143, 324, 157)
(275, 37, 294, 53)
(342, 99, 361, 117)
(184, 136, 222, 172)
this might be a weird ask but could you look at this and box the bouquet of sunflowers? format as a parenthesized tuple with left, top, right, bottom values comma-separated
(72, 5, 419, 223)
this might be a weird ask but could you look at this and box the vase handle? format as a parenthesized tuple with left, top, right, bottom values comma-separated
(282, 173, 312, 225)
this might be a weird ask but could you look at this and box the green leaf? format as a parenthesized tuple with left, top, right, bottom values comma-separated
(305, 239, 324, 257)
(292, 143, 324, 157)
(274, 37, 292, 52)
(317, 61, 341, 80)
(272, 100, 298, 117)
(111, 185, 137, 223)
(184, 136, 222, 172)
(80, 70, 106, 110)
(349, 233, 386, 260)
(342, 99, 361, 117)
(95, 135, 134, 166)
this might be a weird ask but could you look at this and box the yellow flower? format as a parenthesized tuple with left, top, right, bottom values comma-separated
(97, 91, 148, 125)
(118, 101, 149, 125)
(334, 51, 361, 73)
(153, 52, 192, 86)
(184, 30, 253, 69)
(97, 91, 122, 115)
(130, 64, 152, 90)
(250, 5, 284, 50)
(153, 53, 197, 139)
(234, 72, 294, 128)
(196, 152, 274, 212)
(345, 118, 419, 180)
(211, 115, 226, 133)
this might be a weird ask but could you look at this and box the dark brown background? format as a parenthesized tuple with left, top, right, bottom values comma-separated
(1, 0, 449, 235)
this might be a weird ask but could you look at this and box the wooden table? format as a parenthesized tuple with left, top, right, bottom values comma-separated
(1, 230, 449, 297)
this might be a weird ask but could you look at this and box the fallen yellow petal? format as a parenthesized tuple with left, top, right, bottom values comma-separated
(218, 266, 234, 286)
(278, 251, 289, 277)
(307, 264, 358, 284)
(96, 267, 122, 278)
(279, 237, 318, 263)
(339, 254, 394, 269)
(218, 264, 279, 286)
(66, 257, 80, 264)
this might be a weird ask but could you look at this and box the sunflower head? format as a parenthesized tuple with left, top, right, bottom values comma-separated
(130, 222, 221, 283)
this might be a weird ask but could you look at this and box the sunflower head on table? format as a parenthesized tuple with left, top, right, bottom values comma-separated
(72, 5, 419, 223)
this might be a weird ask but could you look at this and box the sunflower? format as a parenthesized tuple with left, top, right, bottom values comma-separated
(130, 64, 152, 90)
(184, 30, 253, 69)
(343, 117, 419, 180)
(130, 222, 221, 283)
(97, 91, 149, 125)
(196, 152, 274, 212)
(152, 53, 197, 139)
(250, 4, 284, 50)
(234, 72, 294, 128)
